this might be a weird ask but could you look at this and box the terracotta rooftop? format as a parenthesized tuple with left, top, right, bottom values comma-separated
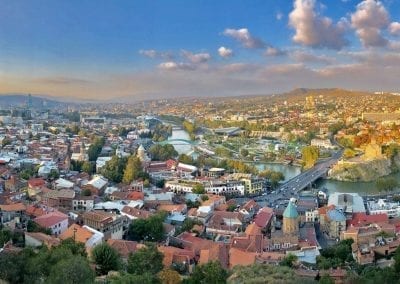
(0, 203, 26, 212)
(34, 211, 68, 228)
(107, 239, 138, 259)
(59, 224, 94, 244)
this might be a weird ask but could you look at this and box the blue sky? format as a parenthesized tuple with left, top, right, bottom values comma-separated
(1, 0, 400, 100)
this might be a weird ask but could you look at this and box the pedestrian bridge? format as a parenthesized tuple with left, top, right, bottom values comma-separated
(157, 139, 199, 146)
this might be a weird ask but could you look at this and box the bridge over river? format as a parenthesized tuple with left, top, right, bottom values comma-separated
(255, 150, 343, 204)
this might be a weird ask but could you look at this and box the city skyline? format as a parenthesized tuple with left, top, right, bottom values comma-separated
(1, 0, 400, 100)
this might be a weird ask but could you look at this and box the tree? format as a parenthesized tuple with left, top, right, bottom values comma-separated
(127, 245, 164, 275)
(280, 253, 298, 268)
(178, 154, 193, 164)
(92, 243, 122, 276)
(319, 274, 335, 284)
(186, 261, 227, 284)
(343, 148, 356, 159)
(88, 136, 105, 161)
(82, 188, 92, 196)
(110, 272, 159, 284)
(81, 161, 93, 174)
(123, 155, 143, 184)
(376, 177, 399, 193)
(148, 144, 178, 161)
(48, 169, 60, 180)
(158, 269, 181, 284)
(192, 183, 205, 194)
(128, 212, 166, 242)
(47, 256, 94, 284)
(101, 155, 128, 183)
(240, 148, 249, 157)
(394, 245, 400, 273)
(301, 146, 319, 169)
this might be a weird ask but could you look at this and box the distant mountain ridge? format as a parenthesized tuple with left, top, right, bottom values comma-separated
(0, 93, 68, 108)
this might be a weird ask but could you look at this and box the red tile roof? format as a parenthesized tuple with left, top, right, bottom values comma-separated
(34, 211, 68, 228)
(347, 212, 388, 227)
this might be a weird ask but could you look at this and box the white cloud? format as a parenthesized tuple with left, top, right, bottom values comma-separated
(350, 0, 389, 47)
(139, 49, 173, 59)
(265, 47, 286, 56)
(223, 28, 266, 49)
(181, 50, 211, 64)
(289, 0, 348, 50)
(389, 22, 400, 36)
(276, 12, 283, 21)
(158, 61, 194, 71)
(218, 46, 233, 58)
(290, 51, 334, 64)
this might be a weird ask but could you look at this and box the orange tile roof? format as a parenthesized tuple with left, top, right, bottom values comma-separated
(59, 224, 94, 244)
(0, 203, 26, 212)
(229, 247, 256, 268)
(107, 239, 138, 259)
(245, 223, 262, 236)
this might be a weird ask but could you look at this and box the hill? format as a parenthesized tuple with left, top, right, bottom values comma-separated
(0, 94, 69, 108)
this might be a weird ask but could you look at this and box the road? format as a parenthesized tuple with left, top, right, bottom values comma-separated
(255, 150, 343, 205)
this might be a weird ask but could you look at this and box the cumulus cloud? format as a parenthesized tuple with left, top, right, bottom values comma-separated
(223, 28, 266, 49)
(389, 22, 400, 36)
(276, 12, 283, 20)
(265, 47, 287, 56)
(181, 50, 211, 64)
(350, 0, 389, 47)
(218, 46, 233, 58)
(290, 51, 334, 64)
(139, 49, 173, 59)
(158, 61, 194, 71)
(289, 0, 348, 50)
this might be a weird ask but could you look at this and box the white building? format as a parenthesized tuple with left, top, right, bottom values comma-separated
(205, 180, 245, 196)
(367, 199, 400, 218)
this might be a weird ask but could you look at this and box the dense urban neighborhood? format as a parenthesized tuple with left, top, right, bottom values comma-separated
(1, 90, 400, 283)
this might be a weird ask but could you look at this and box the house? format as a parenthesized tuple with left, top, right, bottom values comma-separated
(59, 224, 103, 250)
(82, 175, 108, 195)
(107, 239, 138, 260)
(82, 210, 128, 240)
(121, 206, 153, 220)
(34, 211, 69, 236)
(72, 195, 95, 211)
(254, 207, 274, 232)
(5, 175, 26, 192)
(176, 232, 229, 269)
(206, 211, 244, 236)
(42, 189, 75, 210)
(158, 245, 196, 273)
(25, 232, 60, 248)
(0, 203, 26, 224)
(239, 200, 261, 221)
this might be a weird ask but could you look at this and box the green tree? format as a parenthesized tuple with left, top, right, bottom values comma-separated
(81, 161, 93, 174)
(376, 177, 399, 193)
(192, 183, 205, 194)
(47, 256, 94, 284)
(110, 272, 159, 284)
(343, 148, 356, 159)
(127, 245, 164, 275)
(186, 261, 228, 284)
(148, 144, 178, 161)
(92, 243, 122, 276)
(394, 245, 400, 273)
(280, 253, 298, 268)
(101, 155, 128, 183)
(128, 212, 166, 242)
(240, 148, 249, 157)
(123, 155, 143, 184)
(178, 154, 193, 164)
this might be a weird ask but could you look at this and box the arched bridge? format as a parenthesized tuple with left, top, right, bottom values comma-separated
(156, 139, 199, 146)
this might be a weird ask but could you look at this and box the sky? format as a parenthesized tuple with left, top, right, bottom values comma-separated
(1, 0, 400, 101)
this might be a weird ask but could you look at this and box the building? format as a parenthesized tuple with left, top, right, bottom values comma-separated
(60, 224, 104, 250)
(328, 192, 366, 218)
(82, 211, 128, 240)
(72, 195, 95, 211)
(283, 201, 299, 235)
(34, 211, 69, 236)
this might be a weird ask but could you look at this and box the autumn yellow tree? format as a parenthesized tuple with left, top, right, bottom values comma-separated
(158, 269, 181, 284)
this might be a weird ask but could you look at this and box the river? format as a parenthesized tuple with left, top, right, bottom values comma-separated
(169, 128, 397, 195)
(168, 128, 192, 155)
